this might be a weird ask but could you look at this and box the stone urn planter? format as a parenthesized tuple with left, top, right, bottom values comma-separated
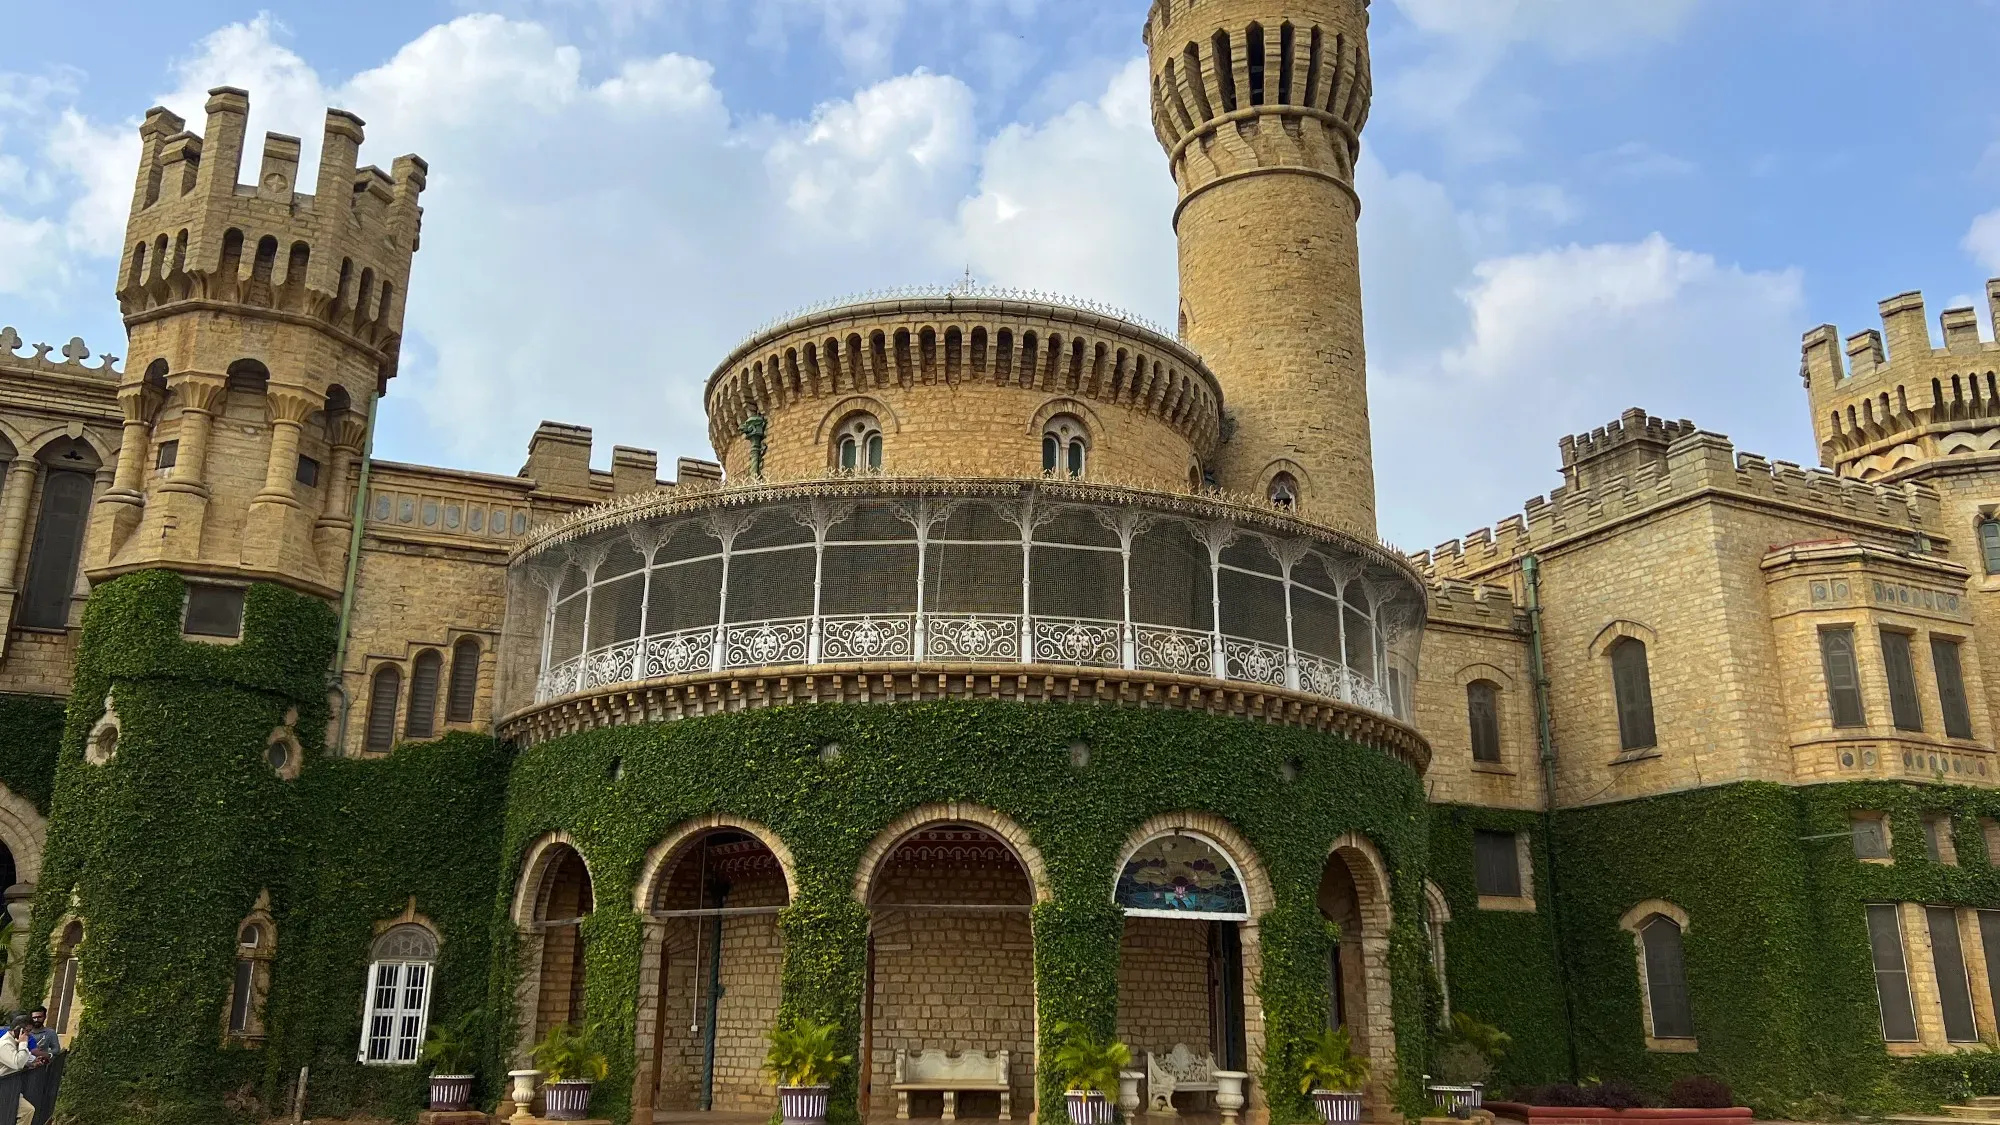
(542, 1078, 596, 1121)
(1066, 1090, 1114, 1125)
(506, 1069, 543, 1121)
(780, 1083, 832, 1125)
(1117, 1070, 1145, 1116)
(428, 1074, 474, 1112)
(1312, 1089, 1364, 1125)
(1428, 1083, 1484, 1114)
(1214, 1070, 1249, 1125)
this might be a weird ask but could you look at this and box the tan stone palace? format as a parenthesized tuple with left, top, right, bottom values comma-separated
(4, 1, 2000, 1122)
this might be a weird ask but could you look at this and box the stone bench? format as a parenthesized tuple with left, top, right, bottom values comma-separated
(892, 1047, 1012, 1121)
(1147, 1044, 1219, 1115)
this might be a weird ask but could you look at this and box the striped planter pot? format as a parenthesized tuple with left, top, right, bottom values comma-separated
(1313, 1090, 1364, 1125)
(428, 1075, 473, 1112)
(781, 1084, 831, 1125)
(1066, 1090, 1114, 1125)
(543, 1079, 595, 1121)
(1429, 1084, 1485, 1114)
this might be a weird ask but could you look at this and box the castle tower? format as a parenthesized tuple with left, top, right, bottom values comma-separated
(88, 88, 426, 598)
(1145, 0, 1376, 537)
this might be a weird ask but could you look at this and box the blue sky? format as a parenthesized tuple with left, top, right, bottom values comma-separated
(4, 0, 1999, 550)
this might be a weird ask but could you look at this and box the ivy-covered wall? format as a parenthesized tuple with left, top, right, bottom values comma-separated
(494, 702, 1435, 1125)
(0, 691, 67, 814)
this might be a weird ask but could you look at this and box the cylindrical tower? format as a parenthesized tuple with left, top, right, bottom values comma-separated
(1145, 0, 1375, 537)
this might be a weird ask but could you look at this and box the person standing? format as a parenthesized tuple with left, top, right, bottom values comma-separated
(0, 1017, 35, 1125)
(18, 1009, 56, 1125)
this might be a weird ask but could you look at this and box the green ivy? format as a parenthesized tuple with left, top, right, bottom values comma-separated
(495, 701, 1435, 1125)
(0, 692, 65, 815)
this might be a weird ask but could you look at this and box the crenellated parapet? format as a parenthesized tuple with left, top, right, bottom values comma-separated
(1412, 424, 1942, 584)
(1426, 579, 1521, 633)
(1558, 408, 1695, 492)
(1801, 279, 2000, 480)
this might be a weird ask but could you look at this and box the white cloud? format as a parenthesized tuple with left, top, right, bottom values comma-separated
(1967, 208, 2000, 274)
(1394, 0, 1701, 60)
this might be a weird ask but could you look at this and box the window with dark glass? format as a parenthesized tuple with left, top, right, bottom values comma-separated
(1853, 814, 1891, 860)
(1610, 637, 1657, 751)
(19, 468, 93, 630)
(1881, 630, 1925, 732)
(184, 585, 246, 638)
(1639, 914, 1695, 1039)
(447, 638, 480, 723)
(1467, 680, 1501, 763)
(1867, 904, 1918, 1041)
(229, 958, 256, 1034)
(1982, 519, 2000, 576)
(1928, 905, 1980, 1042)
(1932, 637, 1975, 740)
(1819, 627, 1866, 728)
(1925, 814, 1954, 864)
(50, 920, 82, 1036)
(1473, 830, 1523, 898)
(295, 455, 320, 487)
(405, 650, 442, 739)
(155, 440, 178, 470)
(365, 665, 401, 753)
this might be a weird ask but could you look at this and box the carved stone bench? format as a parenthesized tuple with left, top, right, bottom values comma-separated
(1147, 1044, 1219, 1115)
(892, 1047, 1012, 1121)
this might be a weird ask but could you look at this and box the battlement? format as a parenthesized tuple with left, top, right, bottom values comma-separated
(117, 88, 427, 374)
(0, 329, 120, 381)
(519, 420, 716, 500)
(1801, 280, 2000, 478)
(1411, 427, 1941, 584)
(1427, 579, 1521, 631)
(1558, 408, 1695, 492)
(1144, 0, 1369, 44)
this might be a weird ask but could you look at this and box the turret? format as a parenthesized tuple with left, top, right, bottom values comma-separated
(1801, 279, 2000, 481)
(90, 88, 427, 599)
(1146, 0, 1376, 537)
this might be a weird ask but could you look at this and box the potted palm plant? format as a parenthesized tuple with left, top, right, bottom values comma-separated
(531, 1023, 609, 1121)
(765, 1016, 852, 1125)
(420, 1012, 480, 1112)
(1051, 1021, 1130, 1125)
(1299, 1027, 1370, 1125)
(1428, 1013, 1508, 1112)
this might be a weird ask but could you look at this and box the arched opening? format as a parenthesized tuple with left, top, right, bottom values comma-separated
(834, 413, 884, 473)
(1267, 472, 1299, 511)
(19, 438, 102, 630)
(447, 638, 481, 724)
(1115, 831, 1251, 1114)
(637, 826, 792, 1115)
(1315, 839, 1395, 1116)
(1041, 414, 1089, 479)
(48, 919, 83, 1040)
(522, 842, 595, 1042)
(405, 649, 442, 739)
(365, 665, 401, 753)
(864, 822, 1035, 1121)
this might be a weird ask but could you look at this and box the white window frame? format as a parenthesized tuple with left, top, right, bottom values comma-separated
(358, 957, 433, 1065)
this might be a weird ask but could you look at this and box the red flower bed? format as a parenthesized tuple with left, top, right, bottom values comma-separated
(1486, 1103, 1754, 1125)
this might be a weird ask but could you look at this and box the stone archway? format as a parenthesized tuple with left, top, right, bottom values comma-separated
(1317, 833, 1396, 1116)
(510, 834, 595, 1060)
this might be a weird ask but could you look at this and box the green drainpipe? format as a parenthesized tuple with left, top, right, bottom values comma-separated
(1521, 553, 1580, 1081)
(330, 386, 381, 753)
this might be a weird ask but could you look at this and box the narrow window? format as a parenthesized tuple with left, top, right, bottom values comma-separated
(834, 414, 883, 473)
(358, 924, 437, 1065)
(1639, 915, 1695, 1039)
(1245, 24, 1266, 105)
(1268, 472, 1298, 510)
(366, 666, 401, 752)
(1881, 630, 1924, 732)
(1041, 415, 1089, 478)
(1067, 438, 1086, 478)
(295, 455, 321, 488)
(1980, 911, 2000, 1036)
(184, 585, 246, 639)
(50, 920, 83, 1036)
(155, 440, 179, 470)
(1472, 830, 1522, 897)
(1278, 23, 1296, 104)
(1042, 435, 1059, 474)
(1982, 519, 2000, 576)
(1610, 637, 1658, 751)
(19, 468, 93, 629)
(1932, 637, 1974, 739)
(1212, 30, 1238, 112)
(1467, 680, 1501, 763)
(447, 638, 480, 723)
(1852, 813, 1891, 860)
(1928, 905, 1980, 1042)
(228, 958, 256, 1034)
(1867, 904, 1918, 1041)
(1819, 627, 1866, 728)
(1925, 814, 1957, 865)
(405, 650, 442, 739)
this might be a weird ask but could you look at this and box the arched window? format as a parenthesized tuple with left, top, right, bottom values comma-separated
(1635, 913, 1694, 1041)
(360, 923, 438, 1064)
(446, 638, 481, 724)
(1981, 519, 2000, 576)
(1041, 415, 1089, 478)
(1115, 832, 1250, 920)
(834, 414, 883, 473)
(366, 665, 401, 753)
(1466, 680, 1501, 763)
(227, 906, 275, 1041)
(20, 439, 101, 630)
(405, 650, 442, 739)
(1267, 472, 1299, 510)
(1610, 637, 1657, 751)
(49, 920, 83, 1038)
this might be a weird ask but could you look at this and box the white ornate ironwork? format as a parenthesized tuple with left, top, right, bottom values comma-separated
(725, 620, 810, 668)
(1344, 670, 1392, 715)
(1224, 637, 1289, 688)
(821, 615, 916, 661)
(1296, 653, 1345, 699)
(581, 642, 639, 690)
(749, 283, 1189, 350)
(1032, 618, 1123, 667)
(646, 628, 716, 678)
(1135, 625, 1214, 677)
(537, 658, 583, 701)
(927, 615, 1021, 661)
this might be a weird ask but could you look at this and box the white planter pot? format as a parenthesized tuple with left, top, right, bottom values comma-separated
(1312, 1089, 1363, 1125)
(543, 1078, 595, 1121)
(1117, 1071, 1145, 1114)
(1067, 1090, 1114, 1125)
(1214, 1070, 1249, 1125)
(781, 1083, 832, 1125)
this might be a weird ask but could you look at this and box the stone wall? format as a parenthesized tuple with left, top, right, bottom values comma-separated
(646, 860, 788, 1113)
(1115, 917, 1212, 1058)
